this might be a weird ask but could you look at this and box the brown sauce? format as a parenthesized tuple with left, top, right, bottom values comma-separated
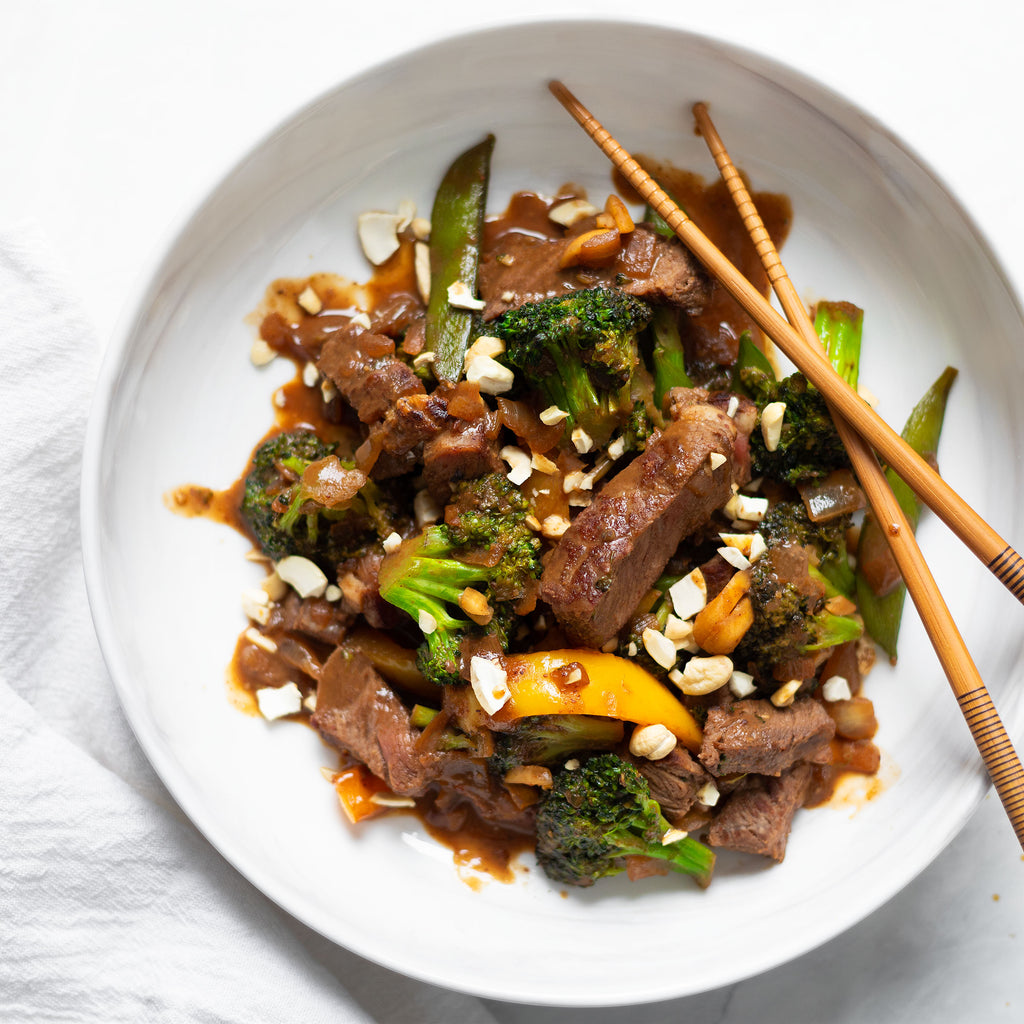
(618, 158, 792, 372)
(168, 163, 880, 885)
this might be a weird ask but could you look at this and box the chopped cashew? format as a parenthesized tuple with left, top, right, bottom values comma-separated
(465, 335, 505, 362)
(357, 211, 402, 265)
(677, 655, 733, 696)
(470, 656, 510, 715)
(629, 723, 677, 761)
(414, 241, 430, 303)
(729, 670, 757, 699)
(297, 285, 323, 315)
(570, 427, 594, 454)
(697, 781, 721, 807)
(241, 587, 271, 625)
(539, 406, 570, 425)
(500, 445, 532, 486)
(771, 679, 802, 707)
(447, 280, 485, 310)
(465, 355, 514, 394)
(256, 682, 303, 721)
(642, 628, 677, 670)
(530, 452, 558, 475)
(822, 675, 852, 702)
(548, 198, 599, 227)
(275, 556, 328, 599)
(413, 490, 442, 528)
(541, 515, 571, 539)
(761, 401, 787, 452)
(250, 339, 277, 367)
(668, 568, 707, 621)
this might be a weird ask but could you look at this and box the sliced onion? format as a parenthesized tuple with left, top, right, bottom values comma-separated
(496, 398, 564, 453)
(798, 468, 865, 522)
(302, 455, 366, 506)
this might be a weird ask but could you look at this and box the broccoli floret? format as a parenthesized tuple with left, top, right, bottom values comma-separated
(444, 474, 542, 601)
(760, 500, 855, 597)
(240, 429, 405, 568)
(535, 754, 715, 888)
(735, 539, 862, 678)
(489, 716, 624, 777)
(742, 368, 849, 485)
(377, 478, 542, 685)
(492, 287, 653, 448)
(618, 400, 655, 455)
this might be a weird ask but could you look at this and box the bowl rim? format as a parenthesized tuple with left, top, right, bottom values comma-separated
(79, 15, 1024, 1007)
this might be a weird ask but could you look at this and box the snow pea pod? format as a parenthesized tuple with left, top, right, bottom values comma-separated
(424, 134, 494, 382)
(855, 366, 958, 661)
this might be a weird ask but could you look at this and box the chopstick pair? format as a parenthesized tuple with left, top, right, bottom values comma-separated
(547, 80, 1024, 850)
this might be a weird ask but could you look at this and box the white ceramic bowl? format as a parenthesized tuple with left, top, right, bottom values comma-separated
(81, 18, 1024, 1006)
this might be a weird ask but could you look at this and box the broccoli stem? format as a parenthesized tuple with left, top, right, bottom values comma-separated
(812, 538, 856, 600)
(651, 307, 692, 406)
(610, 825, 716, 886)
(805, 611, 864, 651)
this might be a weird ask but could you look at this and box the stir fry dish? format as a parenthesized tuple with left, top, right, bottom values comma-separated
(182, 135, 956, 888)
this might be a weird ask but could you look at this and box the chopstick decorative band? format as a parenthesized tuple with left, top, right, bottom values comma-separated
(957, 687, 1024, 832)
(988, 547, 1024, 601)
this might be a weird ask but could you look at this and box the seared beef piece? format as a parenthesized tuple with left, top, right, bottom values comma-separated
(540, 397, 736, 647)
(699, 698, 835, 777)
(336, 551, 401, 630)
(426, 756, 537, 835)
(311, 649, 435, 796)
(235, 641, 298, 693)
(666, 387, 755, 488)
(629, 746, 712, 827)
(478, 224, 710, 320)
(422, 420, 504, 504)
(359, 384, 500, 493)
(317, 325, 424, 424)
(698, 553, 736, 603)
(268, 592, 352, 646)
(706, 762, 812, 861)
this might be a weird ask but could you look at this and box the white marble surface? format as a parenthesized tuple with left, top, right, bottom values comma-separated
(4, 1, 1022, 1019)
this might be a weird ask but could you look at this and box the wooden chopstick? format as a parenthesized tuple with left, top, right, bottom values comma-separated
(690, 101, 1024, 849)
(547, 79, 1024, 609)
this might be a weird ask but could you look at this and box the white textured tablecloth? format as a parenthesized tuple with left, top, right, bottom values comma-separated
(2, 2, 1023, 1021)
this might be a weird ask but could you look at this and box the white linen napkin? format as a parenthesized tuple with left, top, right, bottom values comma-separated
(0, 222, 502, 1024)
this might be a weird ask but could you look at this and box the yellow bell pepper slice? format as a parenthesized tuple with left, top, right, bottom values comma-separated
(492, 649, 702, 752)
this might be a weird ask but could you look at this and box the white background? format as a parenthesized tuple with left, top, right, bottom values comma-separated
(4, 1, 1022, 1021)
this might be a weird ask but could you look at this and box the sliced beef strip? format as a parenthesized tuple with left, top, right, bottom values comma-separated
(311, 649, 438, 796)
(705, 762, 812, 861)
(425, 756, 538, 836)
(317, 324, 424, 424)
(421, 419, 504, 504)
(359, 385, 499, 493)
(268, 591, 352, 646)
(540, 397, 736, 647)
(335, 550, 402, 630)
(478, 224, 710, 320)
(699, 698, 835, 778)
(629, 746, 712, 827)
(666, 387, 755, 488)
